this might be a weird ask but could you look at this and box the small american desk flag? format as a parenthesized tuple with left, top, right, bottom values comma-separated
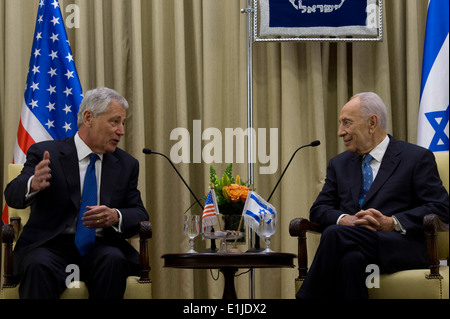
(202, 189, 219, 233)
(2, 0, 83, 225)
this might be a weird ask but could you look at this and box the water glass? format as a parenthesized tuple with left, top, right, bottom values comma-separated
(184, 215, 200, 253)
(259, 214, 276, 252)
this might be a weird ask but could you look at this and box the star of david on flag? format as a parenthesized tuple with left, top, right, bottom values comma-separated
(2, 0, 83, 225)
(242, 191, 277, 236)
(417, 0, 449, 152)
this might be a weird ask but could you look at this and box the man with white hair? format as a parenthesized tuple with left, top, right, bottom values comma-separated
(297, 92, 449, 299)
(5, 87, 149, 299)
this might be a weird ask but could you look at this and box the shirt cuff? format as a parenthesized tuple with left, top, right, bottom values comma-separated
(111, 208, 123, 233)
(337, 214, 348, 225)
(26, 175, 39, 200)
(393, 216, 406, 234)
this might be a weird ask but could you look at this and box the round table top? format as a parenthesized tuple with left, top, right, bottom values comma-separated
(161, 252, 296, 270)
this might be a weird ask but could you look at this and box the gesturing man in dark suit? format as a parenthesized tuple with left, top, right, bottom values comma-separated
(4, 87, 149, 299)
(296, 92, 449, 299)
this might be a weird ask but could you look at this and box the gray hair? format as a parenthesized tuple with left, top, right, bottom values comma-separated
(77, 87, 129, 128)
(351, 92, 388, 131)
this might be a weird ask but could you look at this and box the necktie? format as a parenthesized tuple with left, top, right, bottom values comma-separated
(75, 153, 98, 256)
(359, 154, 373, 207)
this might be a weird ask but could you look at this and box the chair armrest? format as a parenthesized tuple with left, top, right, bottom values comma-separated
(9, 217, 21, 241)
(289, 218, 321, 237)
(2, 224, 16, 287)
(424, 214, 449, 233)
(423, 214, 449, 278)
(1, 224, 15, 245)
(137, 221, 152, 283)
(138, 220, 153, 239)
(289, 214, 450, 281)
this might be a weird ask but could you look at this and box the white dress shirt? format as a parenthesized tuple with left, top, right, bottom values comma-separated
(26, 133, 122, 234)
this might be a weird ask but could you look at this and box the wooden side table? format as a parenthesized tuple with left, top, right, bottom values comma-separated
(162, 252, 296, 299)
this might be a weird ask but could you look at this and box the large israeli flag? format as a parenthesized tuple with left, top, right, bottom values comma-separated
(417, 0, 449, 152)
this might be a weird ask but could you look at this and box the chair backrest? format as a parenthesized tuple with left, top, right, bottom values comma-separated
(435, 152, 449, 192)
(434, 152, 449, 261)
(7, 164, 30, 228)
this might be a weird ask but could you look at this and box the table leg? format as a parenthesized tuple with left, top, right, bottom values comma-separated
(220, 267, 238, 299)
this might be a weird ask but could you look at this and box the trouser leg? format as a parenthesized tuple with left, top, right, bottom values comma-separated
(81, 243, 130, 299)
(335, 250, 370, 299)
(296, 225, 378, 299)
(19, 245, 73, 299)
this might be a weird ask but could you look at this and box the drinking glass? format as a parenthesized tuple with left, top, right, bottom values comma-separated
(184, 215, 200, 253)
(259, 213, 276, 252)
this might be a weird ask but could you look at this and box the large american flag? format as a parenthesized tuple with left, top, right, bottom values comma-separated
(2, 0, 82, 224)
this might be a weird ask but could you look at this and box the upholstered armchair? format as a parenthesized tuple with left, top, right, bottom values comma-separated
(290, 152, 449, 299)
(1, 164, 153, 299)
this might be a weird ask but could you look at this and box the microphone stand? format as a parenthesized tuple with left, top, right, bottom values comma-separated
(267, 141, 320, 202)
(249, 141, 321, 252)
(143, 148, 217, 252)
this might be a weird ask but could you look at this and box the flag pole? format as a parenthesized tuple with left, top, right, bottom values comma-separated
(241, 0, 256, 299)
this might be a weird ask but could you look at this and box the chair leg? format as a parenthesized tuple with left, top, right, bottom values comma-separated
(138, 221, 152, 283)
(424, 214, 448, 278)
(297, 232, 308, 279)
(2, 224, 16, 288)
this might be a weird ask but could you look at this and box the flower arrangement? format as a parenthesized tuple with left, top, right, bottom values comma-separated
(209, 164, 251, 216)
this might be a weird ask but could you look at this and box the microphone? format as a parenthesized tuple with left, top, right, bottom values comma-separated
(144, 148, 217, 252)
(142, 148, 204, 210)
(267, 140, 320, 202)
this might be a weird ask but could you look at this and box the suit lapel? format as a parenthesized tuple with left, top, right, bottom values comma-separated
(58, 139, 122, 209)
(350, 155, 363, 207)
(363, 136, 401, 206)
(100, 152, 121, 207)
(59, 137, 81, 210)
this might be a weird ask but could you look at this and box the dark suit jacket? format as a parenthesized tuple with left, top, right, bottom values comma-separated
(4, 136, 149, 275)
(310, 135, 449, 273)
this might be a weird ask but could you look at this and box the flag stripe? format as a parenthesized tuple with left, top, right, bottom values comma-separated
(203, 208, 216, 217)
(2, 203, 9, 225)
(420, 0, 449, 96)
(244, 210, 261, 224)
(16, 119, 36, 157)
(19, 98, 53, 147)
(13, 140, 27, 165)
(419, 36, 449, 110)
(249, 193, 276, 215)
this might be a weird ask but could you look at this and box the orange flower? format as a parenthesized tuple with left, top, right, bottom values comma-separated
(226, 184, 241, 203)
(223, 184, 249, 203)
(239, 185, 249, 202)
